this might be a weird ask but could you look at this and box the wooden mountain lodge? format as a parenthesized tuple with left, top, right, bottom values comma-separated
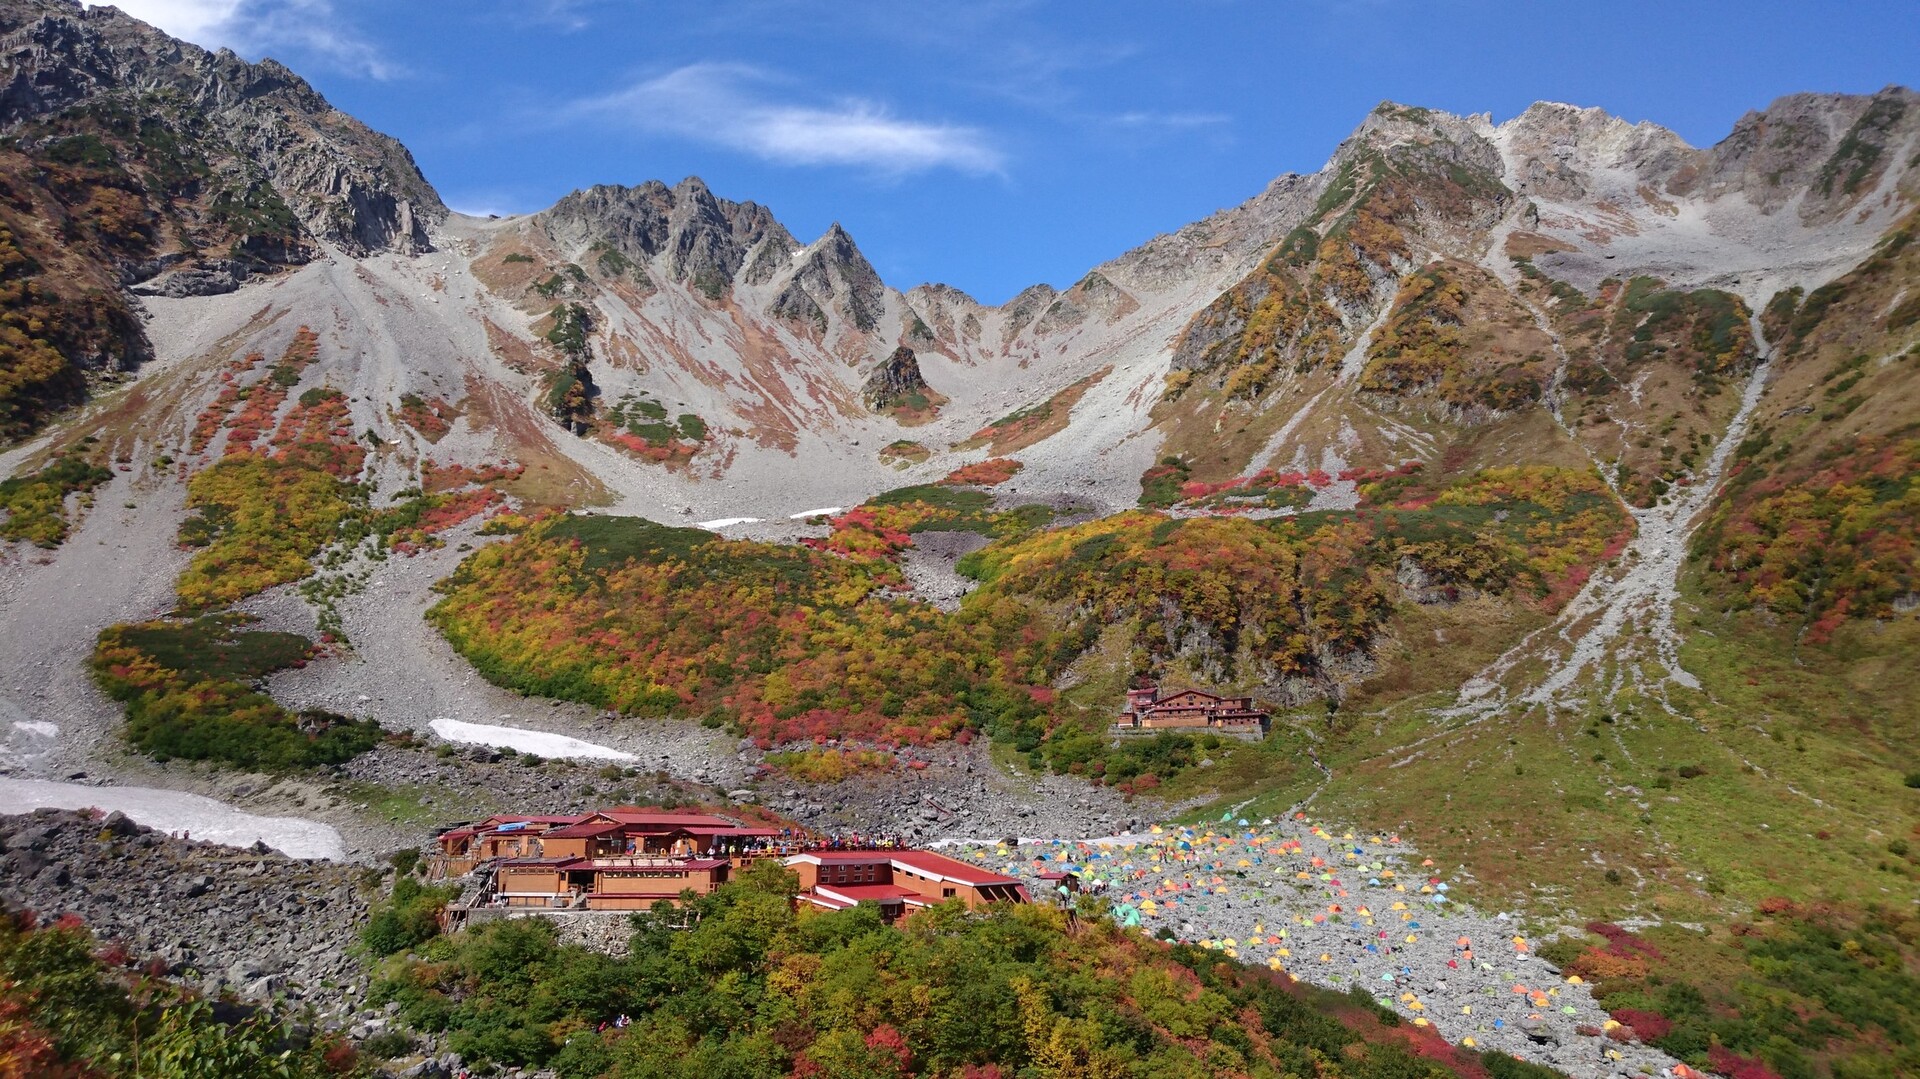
(432, 807, 1026, 921)
(433, 808, 782, 911)
(788, 849, 1030, 919)
(1111, 686, 1269, 738)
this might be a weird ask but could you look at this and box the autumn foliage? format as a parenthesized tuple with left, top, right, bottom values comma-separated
(175, 452, 364, 609)
(939, 458, 1023, 487)
(1700, 432, 1919, 640)
(90, 614, 381, 769)
(371, 861, 1534, 1079)
(0, 911, 356, 1077)
(396, 392, 456, 442)
(431, 466, 1627, 773)
(0, 449, 111, 548)
(764, 747, 897, 783)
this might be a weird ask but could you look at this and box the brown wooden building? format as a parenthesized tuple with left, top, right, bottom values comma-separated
(493, 855, 733, 910)
(1112, 686, 1268, 737)
(436, 807, 1029, 920)
(432, 808, 781, 879)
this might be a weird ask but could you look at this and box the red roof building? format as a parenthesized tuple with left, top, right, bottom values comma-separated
(786, 849, 1029, 920)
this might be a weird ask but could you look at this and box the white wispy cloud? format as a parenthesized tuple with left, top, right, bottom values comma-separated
(93, 0, 399, 79)
(96, 0, 244, 40)
(520, 0, 595, 30)
(1106, 111, 1232, 130)
(570, 63, 1004, 175)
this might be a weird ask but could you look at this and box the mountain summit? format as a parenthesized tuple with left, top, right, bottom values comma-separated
(0, 0, 442, 434)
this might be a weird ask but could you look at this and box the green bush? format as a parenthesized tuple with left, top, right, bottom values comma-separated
(92, 615, 383, 770)
(626, 421, 676, 445)
(361, 876, 457, 957)
(0, 452, 112, 547)
(1138, 457, 1192, 507)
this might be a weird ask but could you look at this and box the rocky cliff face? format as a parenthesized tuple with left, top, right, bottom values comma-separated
(0, 0, 442, 257)
(0, 0, 445, 439)
(1147, 89, 1919, 492)
(1673, 86, 1919, 215)
(539, 180, 889, 336)
(772, 222, 886, 333)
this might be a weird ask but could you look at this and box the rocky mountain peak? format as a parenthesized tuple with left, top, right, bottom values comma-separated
(664, 176, 744, 286)
(906, 282, 978, 308)
(0, 0, 442, 256)
(1493, 101, 1693, 201)
(769, 220, 883, 333)
(814, 222, 869, 270)
(1670, 86, 1920, 213)
(542, 176, 795, 295)
(1335, 102, 1505, 179)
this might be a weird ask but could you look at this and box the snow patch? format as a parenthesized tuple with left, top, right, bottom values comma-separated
(429, 717, 636, 762)
(696, 517, 762, 530)
(0, 778, 346, 860)
(11, 721, 57, 739)
(788, 507, 843, 519)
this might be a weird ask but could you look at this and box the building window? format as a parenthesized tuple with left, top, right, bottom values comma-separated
(942, 887, 956, 898)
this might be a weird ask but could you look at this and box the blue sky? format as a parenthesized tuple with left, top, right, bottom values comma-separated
(104, 1, 1920, 304)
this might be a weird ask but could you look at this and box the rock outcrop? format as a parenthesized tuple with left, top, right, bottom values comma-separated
(541, 178, 793, 298)
(539, 180, 891, 338)
(771, 221, 886, 332)
(863, 345, 931, 411)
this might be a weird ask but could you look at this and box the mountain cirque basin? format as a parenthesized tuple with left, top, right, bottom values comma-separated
(1, 2, 1918, 1077)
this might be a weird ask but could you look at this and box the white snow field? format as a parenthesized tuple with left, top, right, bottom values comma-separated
(428, 718, 637, 761)
(0, 778, 346, 860)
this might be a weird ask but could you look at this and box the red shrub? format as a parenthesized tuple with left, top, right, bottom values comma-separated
(939, 458, 1023, 487)
(1585, 921, 1664, 960)
(864, 1024, 911, 1071)
(1610, 1008, 1672, 1042)
(1709, 1045, 1785, 1079)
